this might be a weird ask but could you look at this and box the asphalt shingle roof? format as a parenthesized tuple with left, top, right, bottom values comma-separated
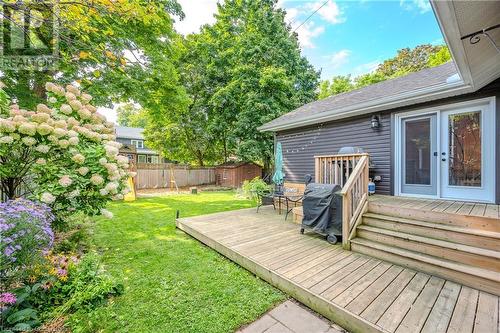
(262, 62, 457, 129)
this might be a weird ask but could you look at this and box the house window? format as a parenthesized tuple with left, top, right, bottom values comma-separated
(137, 155, 146, 163)
(126, 154, 135, 162)
(148, 155, 159, 164)
(131, 140, 144, 149)
(223, 169, 228, 180)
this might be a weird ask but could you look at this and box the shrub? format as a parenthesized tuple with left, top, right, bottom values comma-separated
(0, 199, 55, 284)
(0, 254, 123, 332)
(0, 83, 133, 220)
(52, 213, 93, 253)
(242, 177, 272, 200)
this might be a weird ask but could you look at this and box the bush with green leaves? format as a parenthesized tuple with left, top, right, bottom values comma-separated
(0, 83, 133, 220)
(0, 253, 122, 332)
(242, 177, 272, 200)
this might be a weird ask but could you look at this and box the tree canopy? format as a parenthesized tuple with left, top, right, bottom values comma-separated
(1, 0, 186, 112)
(145, 0, 320, 168)
(318, 44, 452, 100)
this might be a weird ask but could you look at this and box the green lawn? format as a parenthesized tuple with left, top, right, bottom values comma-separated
(70, 191, 286, 333)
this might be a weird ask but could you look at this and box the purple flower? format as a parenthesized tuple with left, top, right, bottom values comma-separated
(0, 292, 17, 305)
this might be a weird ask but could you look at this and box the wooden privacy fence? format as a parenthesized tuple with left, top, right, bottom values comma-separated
(314, 153, 369, 250)
(135, 163, 215, 189)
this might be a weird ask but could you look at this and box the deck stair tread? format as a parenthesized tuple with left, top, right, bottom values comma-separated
(356, 225, 500, 260)
(363, 212, 500, 239)
(350, 237, 500, 283)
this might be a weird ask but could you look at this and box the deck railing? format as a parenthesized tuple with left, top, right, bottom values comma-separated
(314, 153, 369, 249)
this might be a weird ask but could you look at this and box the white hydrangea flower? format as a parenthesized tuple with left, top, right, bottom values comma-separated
(90, 174, 104, 185)
(68, 137, 79, 145)
(71, 153, 85, 164)
(60, 104, 73, 115)
(36, 123, 53, 136)
(99, 188, 109, 196)
(58, 139, 70, 148)
(35, 144, 50, 153)
(53, 128, 67, 138)
(48, 96, 58, 104)
(40, 192, 56, 204)
(0, 136, 14, 144)
(99, 157, 107, 165)
(22, 137, 37, 146)
(36, 158, 46, 165)
(67, 189, 80, 199)
(69, 100, 83, 111)
(18, 123, 37, 136)
(77, 167, 89, 176)
(58, 175, 73, 187)
(65, 92, 77, 101)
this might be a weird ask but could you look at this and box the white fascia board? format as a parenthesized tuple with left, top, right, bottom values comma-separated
(259, 81, 472, 132)
(430, 1, 473, 88)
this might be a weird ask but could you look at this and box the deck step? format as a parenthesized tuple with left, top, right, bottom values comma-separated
(362, 213, 500, 251)
(356, 225, 500, 272)
(368, 201, 500, 232)
(350, 237, 500, 296)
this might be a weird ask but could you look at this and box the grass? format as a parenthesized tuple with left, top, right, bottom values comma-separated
(69, 191, 286, 333)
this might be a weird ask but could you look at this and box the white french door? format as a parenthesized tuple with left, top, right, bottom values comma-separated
(440, 105, 495, 202)
(397, 99, 496, 203)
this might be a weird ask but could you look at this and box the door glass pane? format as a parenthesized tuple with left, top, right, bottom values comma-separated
(405, 118, 431, 185)
(448, 111, 481, 187)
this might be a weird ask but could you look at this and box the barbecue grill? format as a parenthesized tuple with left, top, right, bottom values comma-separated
(300, 183, 342, 244)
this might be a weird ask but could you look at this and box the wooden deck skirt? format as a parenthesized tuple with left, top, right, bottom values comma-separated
(176, 206, 499, 333)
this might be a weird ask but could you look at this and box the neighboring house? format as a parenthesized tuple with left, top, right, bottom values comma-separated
(115, 126, 163, 164)
(215, 162, 262, 188)
(260, 2, 500, 205)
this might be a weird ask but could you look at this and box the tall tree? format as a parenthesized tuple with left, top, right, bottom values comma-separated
(376, 44, 447, 77)
(146, 0, 320, 168)
(116, 103, 148, 128)
(318, 75, 353, 99)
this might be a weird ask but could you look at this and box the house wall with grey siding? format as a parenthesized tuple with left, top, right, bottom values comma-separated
(276, 112, 392, 194)
(275, 77, 500, 203)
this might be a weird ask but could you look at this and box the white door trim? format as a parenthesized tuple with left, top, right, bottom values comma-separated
(394, 96, 496, 203)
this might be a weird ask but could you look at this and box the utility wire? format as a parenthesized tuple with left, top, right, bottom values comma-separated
(292, 0, 330, 32)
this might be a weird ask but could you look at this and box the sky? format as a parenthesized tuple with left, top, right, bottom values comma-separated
(100, 0, 445, 123)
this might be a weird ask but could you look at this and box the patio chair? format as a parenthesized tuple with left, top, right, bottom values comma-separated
(254, 183, 284, 213)
(284, 188, 303, 221)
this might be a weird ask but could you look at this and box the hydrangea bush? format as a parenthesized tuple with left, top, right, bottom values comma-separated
(0, 199, 55, 283)
(0, 83, 132, 219)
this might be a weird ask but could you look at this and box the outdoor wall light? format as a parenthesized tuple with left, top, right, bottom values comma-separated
(371, 115, 380, 129)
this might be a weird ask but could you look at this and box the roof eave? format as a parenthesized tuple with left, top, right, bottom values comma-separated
(259, 81, 472, 132)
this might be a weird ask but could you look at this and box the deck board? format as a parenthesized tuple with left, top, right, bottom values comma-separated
(369, 195, 500, 218)
(176, 206, 499, 333)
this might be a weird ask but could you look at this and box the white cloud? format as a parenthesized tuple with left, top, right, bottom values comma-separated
(400, 0, 432, 13)
(305, 1, 345, 24)
(174, 0, 220, 35)
(329, 49, 351, 69)
(295, 22, 325, 49)
(352, 60, 381, 76)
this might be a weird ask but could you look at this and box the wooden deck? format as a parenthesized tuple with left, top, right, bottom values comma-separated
(369, 195, 500, 219)
(176, 206, 500, 333)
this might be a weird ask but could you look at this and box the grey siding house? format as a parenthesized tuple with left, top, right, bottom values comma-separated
(115, 126, 162, 164)
(260, 2, 500, 206)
